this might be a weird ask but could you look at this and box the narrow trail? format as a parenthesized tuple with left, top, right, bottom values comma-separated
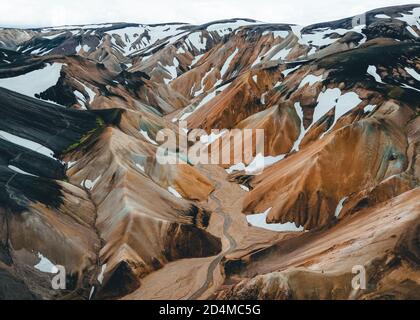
(188, 166, 237, 300)
(84, 184, 104, 300)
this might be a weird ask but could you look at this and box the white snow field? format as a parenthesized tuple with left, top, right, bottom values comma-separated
(0, 62, 64, 100)
(247, 208, 304, 232)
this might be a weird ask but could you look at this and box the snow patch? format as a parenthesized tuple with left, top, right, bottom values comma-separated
(291, 25, 303, 40)
(136, 163, 145, 172)
(206, 20, 257, 37)
(247, 208, 304, 232)
(162, 58, 179, 85)
(262, 30, 290, 39)
(82, 175, 101, 190)
(140, 130, 158, 145)
(187, 32, 207, 51)
(191, 54, 204, 67)
(83, 84, 96, 103)
(67, 161, 78, 169)
(43, 33, 65, 40)
(34, 253, 58, 274)
(299, 25, 365, 47)
(401, 83, 420, 92)
(105, 24, 187, 55)
(312, 88, 342, 125)
(177, 46, 186, 54)
(8, 165, 36, 176)
(364, 104, 376, 113)
(97, 264, 107, 285)
(293, 89, 362, 145)
(291, 102, 306, 152)
(82, 44, 90, 52)
(367, 65, 384, 83)
(168, 186, 183, 199)
(89, 286, 95, 300)
(270, 47, 292, 61)
(45, 24, 113, 31)
(405, 67, 420, 81)
(282, 65, 300, 77)
(74, 90, 87, 109)
(194, 68, 213, 97)
(220, 48, 239, 78)
(395, 7, 420, 31)
(318, 90, 362, 137)
(0, 130, 56, 159)
(0, 63, 63, 100)
(329, 92, 362, 127)
(226, 153, 285, 175)
(375, 14, 391, 19)
(298, 74, 324, 88)
(406, 26, 419, 37)
(193, 83, 230, 113)
(307, 47, 317, 55)
(335, 197, 348, 218)
(260, 92, 268, 104)
(74, 80, 96, 106)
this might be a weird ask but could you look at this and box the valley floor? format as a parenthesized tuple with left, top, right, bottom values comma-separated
(123, 164, 282, 300)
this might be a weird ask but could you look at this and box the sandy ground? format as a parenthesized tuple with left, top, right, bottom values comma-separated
(123, 164, 282, 300)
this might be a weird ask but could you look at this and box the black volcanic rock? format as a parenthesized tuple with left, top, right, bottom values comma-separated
(0, 87, 121, 154)
(0, 269, 37, 300)
(0, 87, 122, 213)
(364, 19, 417, 41)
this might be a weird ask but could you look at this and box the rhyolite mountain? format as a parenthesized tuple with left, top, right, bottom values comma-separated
(0, 4, 419, 300)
